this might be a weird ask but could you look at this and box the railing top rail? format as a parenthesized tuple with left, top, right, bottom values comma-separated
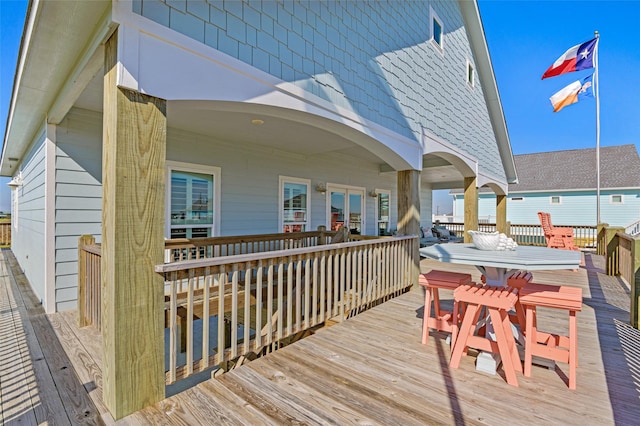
(79, 243, 101, 256)
(615, 231, 637, 242)
(163, 231, 328, 248)
(155, 235, 416, 274)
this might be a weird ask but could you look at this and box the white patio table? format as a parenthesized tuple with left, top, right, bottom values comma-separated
(419, 243, 581, 287)
(419, 243, 581, 374)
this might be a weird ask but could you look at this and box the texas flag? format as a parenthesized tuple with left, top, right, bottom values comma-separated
(550, 75, 593, 112)
(541, 38, 598, 79)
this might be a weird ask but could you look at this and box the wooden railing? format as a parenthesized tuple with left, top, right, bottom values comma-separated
(155, 235, 415, 384)
(163, 228, 373, 262)
(0, 222, 11, 246)
(78, 231, 415, 381)
(598, 224, 639, 329)
(439, 222, 598, 249)
(78, 235, 102, 329)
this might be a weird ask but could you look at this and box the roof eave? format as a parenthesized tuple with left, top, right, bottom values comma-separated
(458, 0, 518, 185)
(0, 0, 110, 176)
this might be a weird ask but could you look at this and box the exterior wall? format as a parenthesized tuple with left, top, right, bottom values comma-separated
(48, 107, 400, 311)
(454, 190, 640, 227)
(166, 126, 399, 236)
(134, 0, 504, 180)
(11, 126, 47, 304)
(55, 108, 103, 311)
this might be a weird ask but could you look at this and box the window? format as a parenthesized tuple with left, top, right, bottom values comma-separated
(375, 191, 391, 236)
(466, 60, 475, 88)
(610, 194, 623, 204)
(550, 196, 561, 204)
(280, 177, 310, 233)
(166, 162, 220, 239)
(430, 7, 443, 50)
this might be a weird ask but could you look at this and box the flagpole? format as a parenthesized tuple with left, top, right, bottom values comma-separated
(594, 31, 601, 225)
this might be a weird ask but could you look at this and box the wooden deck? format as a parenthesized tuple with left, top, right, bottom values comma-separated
(2, 249, 640, 425)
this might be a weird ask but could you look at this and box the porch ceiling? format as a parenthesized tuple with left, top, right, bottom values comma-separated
(74, 73, 392, 164)
(421, 154, 465, 190)
(76, 73, 465, 185)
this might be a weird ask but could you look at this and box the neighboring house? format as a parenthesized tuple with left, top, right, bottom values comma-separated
(1, 0, 515, 417)
(452, 144, 640, 228)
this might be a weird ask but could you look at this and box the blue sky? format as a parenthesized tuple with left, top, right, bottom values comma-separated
(1, 1, 638, 215)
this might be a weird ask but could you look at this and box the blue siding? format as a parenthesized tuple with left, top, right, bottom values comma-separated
(12, 127, 47, 304)
(136, 0, 505, 181)
(55, 108, 103, 311)
(454, 190, 640, 227)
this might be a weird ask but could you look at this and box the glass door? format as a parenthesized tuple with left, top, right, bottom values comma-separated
(327, 186, 365, 235)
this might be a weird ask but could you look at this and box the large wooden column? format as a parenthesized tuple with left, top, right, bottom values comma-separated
(496, 194, 507, 234)
(398, 170, 421, 288)
(463, 177, 478, 243)
(102, 29, 166, 419)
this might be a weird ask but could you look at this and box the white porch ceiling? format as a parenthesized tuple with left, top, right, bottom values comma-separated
(74, 71, 465, 188)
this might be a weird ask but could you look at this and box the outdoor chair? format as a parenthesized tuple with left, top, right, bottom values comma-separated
(537, 212, 579, 251)
(419, 270, 472, 346)
(450, 283, 522, 387)
(519, 282, 583, 389)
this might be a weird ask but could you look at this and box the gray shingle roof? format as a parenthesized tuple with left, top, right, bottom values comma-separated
(509, 145, 640, 192)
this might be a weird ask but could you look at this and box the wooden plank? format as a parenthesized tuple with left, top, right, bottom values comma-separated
(101, 29, 166, 419)
(0, 261, 39, 425)
(4, 251, 103, 424)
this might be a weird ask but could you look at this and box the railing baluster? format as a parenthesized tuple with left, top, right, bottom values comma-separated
(217, 268, 225, 366)
(286, 257, 293, 336)
(304, 255, 311, 329)
(255, 260, 263, 350)
(201, 267, 211, 371)
(169, 271, 178, 384)
(244, 261, 251, 356)
(231, 265, 238, 359)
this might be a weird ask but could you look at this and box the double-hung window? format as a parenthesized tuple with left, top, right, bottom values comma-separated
(280, 177, 310, 232)
(166, 161, 220, 239)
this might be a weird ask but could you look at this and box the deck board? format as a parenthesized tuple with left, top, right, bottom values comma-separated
(2, 249, 640, 425)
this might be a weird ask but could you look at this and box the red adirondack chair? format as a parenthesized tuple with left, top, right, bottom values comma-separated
(537, 212, 578, 251)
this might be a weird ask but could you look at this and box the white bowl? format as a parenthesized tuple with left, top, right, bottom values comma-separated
(467, 230, 501, 250)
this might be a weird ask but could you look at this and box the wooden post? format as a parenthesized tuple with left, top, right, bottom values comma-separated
(496, 194, 507, 235)
(631, 237, 640, 328)
(463, 177, 478, 243)
(596, 223, 609, 256)
(397, 170, 420, 288)
(605, 227, 624, 276)
(102, 29, 166, 419)
(78, 234, 95, 327)
(317, 225, 327, 245)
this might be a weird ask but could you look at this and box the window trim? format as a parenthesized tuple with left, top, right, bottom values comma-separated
(374, 189, 391, 236)
(279, 176, 311, 233)
(550, 195, 562, 205)
(466, 59, 475, 88)
(165, 161, 221, 239)
(430, 6, 444, 52)
(610, 194, 624, 204)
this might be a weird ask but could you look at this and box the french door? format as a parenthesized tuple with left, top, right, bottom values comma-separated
(327, 186, 365, 235)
